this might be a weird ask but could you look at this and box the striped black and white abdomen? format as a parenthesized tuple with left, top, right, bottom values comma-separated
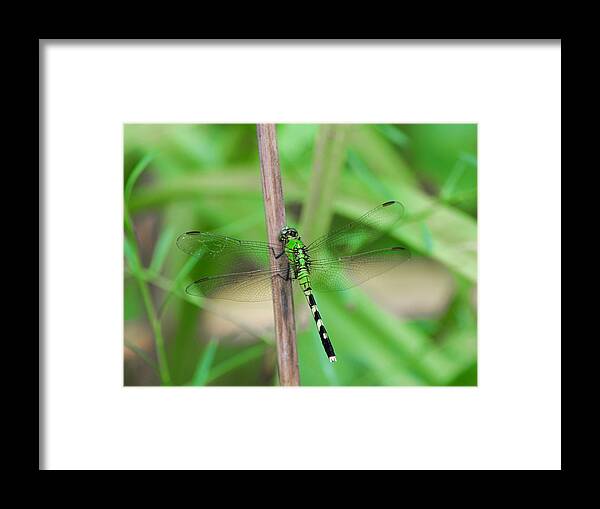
(304, 289, 336, 362)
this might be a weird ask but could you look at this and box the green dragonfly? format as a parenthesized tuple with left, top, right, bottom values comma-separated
(176, 201, 411, 362)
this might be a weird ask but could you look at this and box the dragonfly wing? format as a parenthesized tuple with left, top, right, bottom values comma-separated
(309, 246, 411, 292)
(186, 268, 287, 302)
(307, 201, 405, 259)
(177, 231, 290, 301)
(177, 231, 280, 273)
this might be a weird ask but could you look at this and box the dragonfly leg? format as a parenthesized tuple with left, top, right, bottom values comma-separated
(272, 248, 286, 259)
(274, 266, 291, 282)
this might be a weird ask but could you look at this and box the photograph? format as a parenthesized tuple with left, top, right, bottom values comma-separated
(124, 123, 478, 386)
(42, 39, 561, 470)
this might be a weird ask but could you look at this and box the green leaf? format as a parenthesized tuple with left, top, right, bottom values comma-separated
(148, 226, 176, 275)
(300, 124, 350, 241)
(420, 222, 434, 255)
(124, 152, 156, 206)
(375, 124, 409, 148)
(190, 339, 219, 386)
(206, 343, 267, 384)
(124, 236, 140, 273)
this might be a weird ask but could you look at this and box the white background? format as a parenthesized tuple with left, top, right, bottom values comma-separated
(42, 41, 561, 470)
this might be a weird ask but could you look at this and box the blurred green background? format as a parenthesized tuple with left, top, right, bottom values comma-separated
(124, 124, 477, 386)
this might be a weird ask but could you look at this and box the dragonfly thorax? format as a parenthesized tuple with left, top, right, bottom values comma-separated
(284, 236, 311, 285)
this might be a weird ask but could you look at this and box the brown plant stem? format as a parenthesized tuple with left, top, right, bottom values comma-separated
(256, 124, 300, 386)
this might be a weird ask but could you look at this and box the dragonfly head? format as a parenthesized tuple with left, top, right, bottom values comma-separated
(279, 226, 299, 242)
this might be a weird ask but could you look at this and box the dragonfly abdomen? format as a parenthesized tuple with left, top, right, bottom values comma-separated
(304, 289, 336, 363)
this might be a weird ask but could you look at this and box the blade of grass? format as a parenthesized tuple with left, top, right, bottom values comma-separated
(124, 154, 171, 385)
(157, 255, 200, 318)
(125, 340, 160, 376)
(420, 222, 434, 255)
(317, 290, 439, 385)
(346, 148, 394, 199)
(440, 157, 470, 202)
(124, 151, 157, 205)
(190, 338, 219, 386)
(124, 230, 172, 385)
(374, 124, 410, 148)
(347, 124, 416, 183)
(299, 124, 349, 240)
(205, 343, 267, 384)
(148, 225, 176, 275)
